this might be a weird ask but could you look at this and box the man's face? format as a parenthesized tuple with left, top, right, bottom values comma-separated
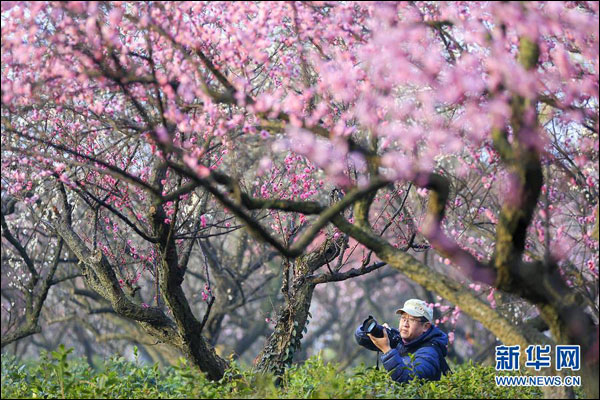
(398, 312, 430, 342)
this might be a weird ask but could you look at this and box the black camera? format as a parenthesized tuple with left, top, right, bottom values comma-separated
(362, 315, 385, 338)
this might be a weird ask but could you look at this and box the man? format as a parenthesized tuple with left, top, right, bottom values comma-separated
(355, 299, 450, 383)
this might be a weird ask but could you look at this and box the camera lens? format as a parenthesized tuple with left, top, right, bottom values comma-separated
(367, 321, 376, 333)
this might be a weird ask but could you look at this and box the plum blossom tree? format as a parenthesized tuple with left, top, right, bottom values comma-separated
(1, 1, 598, 397)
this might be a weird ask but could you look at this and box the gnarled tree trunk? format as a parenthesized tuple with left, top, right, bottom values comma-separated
(256, 235, 343, 375)
(51, 174, 229, 381)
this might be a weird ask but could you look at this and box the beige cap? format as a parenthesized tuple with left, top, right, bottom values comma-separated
(395, 299, 433, 322)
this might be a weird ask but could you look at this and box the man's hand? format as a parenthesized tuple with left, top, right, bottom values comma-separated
(367, 324, 392, 354)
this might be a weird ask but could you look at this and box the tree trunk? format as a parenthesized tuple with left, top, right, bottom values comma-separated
(52, 199, 229, 381)
(255, 279, 315, 376)
(256, 235, 343, 375)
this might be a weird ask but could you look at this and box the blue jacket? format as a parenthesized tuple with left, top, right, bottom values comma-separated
(355, 324, 448, 383)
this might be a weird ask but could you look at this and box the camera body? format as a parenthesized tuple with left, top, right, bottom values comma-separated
(359, 315, 402, 352)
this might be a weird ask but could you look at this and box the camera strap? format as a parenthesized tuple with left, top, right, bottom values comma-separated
(376, 350, 380, 370)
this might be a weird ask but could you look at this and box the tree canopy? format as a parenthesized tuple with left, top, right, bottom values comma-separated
(1, 2, 598, 398)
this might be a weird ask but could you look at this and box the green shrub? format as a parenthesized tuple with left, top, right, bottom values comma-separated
(2, 347, 583, 399)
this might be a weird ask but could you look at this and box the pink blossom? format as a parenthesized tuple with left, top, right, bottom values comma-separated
(487, 288, 496, 309)
(54, 163, 66, 173)
(108, 8, 123, 25)
(155, 126, 169, 143)
(257, 157, 273, 176)
(484, 209, 498, 224)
